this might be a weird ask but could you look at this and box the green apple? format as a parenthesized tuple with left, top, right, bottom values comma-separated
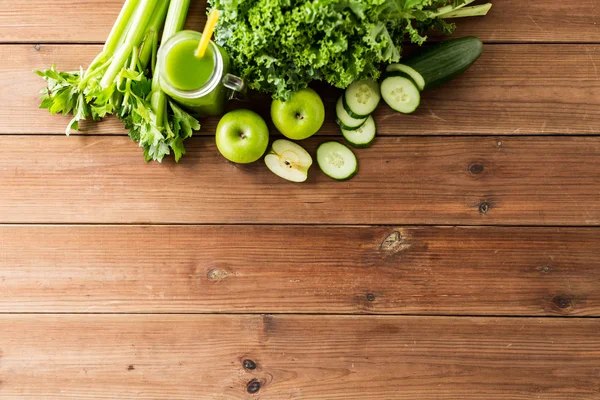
(271, 88, 325, 140)
(216, 109, 269, 164)
(264, 139, 313, 183)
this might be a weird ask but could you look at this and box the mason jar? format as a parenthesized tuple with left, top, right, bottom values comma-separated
(158, 30, 245, 116)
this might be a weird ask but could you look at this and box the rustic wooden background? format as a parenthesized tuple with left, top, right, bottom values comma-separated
(1, 0, 600, 398)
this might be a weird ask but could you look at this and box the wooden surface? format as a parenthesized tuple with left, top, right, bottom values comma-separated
(3, 44, 600, 135)
(1, 136, 599, 225)
(2, 0, 599, 43)
(1, 0, 600, 398)
(1, 225, 599, 315)
(1, 315, 600, 399)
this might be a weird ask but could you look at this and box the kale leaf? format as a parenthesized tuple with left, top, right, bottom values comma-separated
(209, 0, 477, 99)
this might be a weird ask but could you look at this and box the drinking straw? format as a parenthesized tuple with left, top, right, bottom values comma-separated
(195, 9, 220, 58)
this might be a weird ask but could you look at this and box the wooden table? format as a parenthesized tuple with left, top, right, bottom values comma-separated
(1, 1, 599, 398)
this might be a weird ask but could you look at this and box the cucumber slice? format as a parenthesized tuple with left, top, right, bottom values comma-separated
(342, 115, 376, 148)
(265, 139, 313, 183)
(317, 141, 358, 181)
(386, 64, 426, 91)
(384, 70, 419, 87)
(335, 96, 367, 130)
(380, 75, 421, 114)
(403, 36, 483, 91)
(343, 79, 380, 119)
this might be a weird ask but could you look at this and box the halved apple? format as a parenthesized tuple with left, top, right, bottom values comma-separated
(264, 139, 313, 183)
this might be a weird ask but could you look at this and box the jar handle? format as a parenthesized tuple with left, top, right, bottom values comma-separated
(222, 74, 247, 101)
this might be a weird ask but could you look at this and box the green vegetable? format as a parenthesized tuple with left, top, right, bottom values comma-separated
(209, 0, 492, 100)
(35, 0, 199, 162)
(381, 37, 482, 114)
(380, 73, 421, 113)
(400, 36, 484, 91)
(386, 63, 426, 91)
(125, 0, 199, 162)
(341, 115, 377, 148)
(343, 79, 381, 119)
(335, 96, 367, 130)
(317, 141, 359, 181)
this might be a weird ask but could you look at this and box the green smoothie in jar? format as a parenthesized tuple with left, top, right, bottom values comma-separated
(158, 30, 244, 116)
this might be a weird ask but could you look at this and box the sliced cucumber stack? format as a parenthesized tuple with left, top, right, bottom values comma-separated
(335, 96, 366, 130)
(380, 74, 421, 114)
(317, 141, 358, 181)
(386, 64, 425, 91)
(343, 79, 380, 119)
(341, 116, 376, 148)
(337, 80, 380, 147)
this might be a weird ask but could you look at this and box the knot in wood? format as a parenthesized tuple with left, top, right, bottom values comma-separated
(247, 379, 262, 394)
(243, 359, 257, 370)
(479, 202, 490, 214)
(469, 163, 484, 175)
(381, 231, 402, 250)
(380, 230, 411, 257)
(553, 296, 573, 310)
(206, 268, 229, 281)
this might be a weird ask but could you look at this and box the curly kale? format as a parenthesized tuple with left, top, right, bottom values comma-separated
(209, 0, 491, 99)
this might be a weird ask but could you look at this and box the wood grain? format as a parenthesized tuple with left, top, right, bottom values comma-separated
(1, 2, 599, 398)
(0, 315, 599, 399)
(3, 44, 599, 135)
(0, 0, 208, 44)
(0, 136, 599, 225)
(1, 225, 599, 315)
(449, 0, 600, 43)
(0, 45, 125, 135)
(1, 0, 599, 44)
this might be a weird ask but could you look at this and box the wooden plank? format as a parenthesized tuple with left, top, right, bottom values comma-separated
(0, 136, 599, 225)
(3, 44, 599, 136)
(0, 0, 207, 44)
(449, 0, 600, 43)
(0, 315, 599, 398)
(1, 225, 599, 315)
(1, 0, 599, 44)
(1, 45, 125, 135)
(373, 43, 600, 135)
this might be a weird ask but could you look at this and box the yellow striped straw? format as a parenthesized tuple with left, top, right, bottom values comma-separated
(195, 9, 220, 58)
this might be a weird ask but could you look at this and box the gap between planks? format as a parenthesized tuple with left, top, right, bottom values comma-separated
(2, 222, 600, 228)
(0, 312, 598, 318)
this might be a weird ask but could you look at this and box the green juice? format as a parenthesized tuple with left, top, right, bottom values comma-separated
(159, 31, 236, 116)
(165, 39, 215, 91)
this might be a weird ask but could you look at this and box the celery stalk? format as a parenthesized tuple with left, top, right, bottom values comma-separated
(161, 0, 191, 42)
(139, 0, 171, 69)
(426, 1, 492, 19)
(120, 46, 139, 117)
(151, 0, 191, 128)
(104, 0, 141, 55)
(37, 0, 199, 161)
(84, 0, 140, 79)
(441, 4, 493, 18)
(100, 0, 159, 89)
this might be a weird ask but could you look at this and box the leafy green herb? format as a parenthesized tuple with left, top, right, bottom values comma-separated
(35, 0, 199, 162)
(209, 0, 491, 99)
